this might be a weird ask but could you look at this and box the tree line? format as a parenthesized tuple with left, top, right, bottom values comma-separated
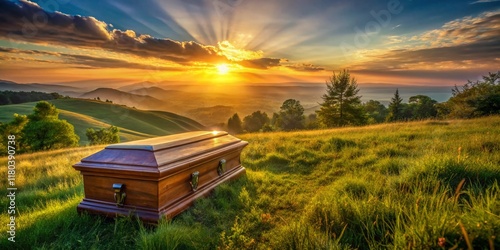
(0, 101, 120, 155)
(0, 91, 65, 105)
(228, 70, 500, 134)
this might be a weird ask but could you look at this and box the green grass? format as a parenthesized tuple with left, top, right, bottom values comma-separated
(1, 116, 499, 249)
(0, 99, 205, 144)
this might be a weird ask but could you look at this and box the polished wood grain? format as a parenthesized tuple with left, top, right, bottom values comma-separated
(73, 131, 248, 223)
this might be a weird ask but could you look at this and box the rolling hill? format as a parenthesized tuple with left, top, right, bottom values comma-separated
(79, 88, 170, 111)
(0, 98, 205, 144)
(0, 116, 498, 248)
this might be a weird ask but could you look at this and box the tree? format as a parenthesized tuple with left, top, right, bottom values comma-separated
(243, 111, 270, 133)
(386, 89, 404, 122)
(0, 114, 28, 155)
(363, 100, 387, 124)
(270, 112, 280, 129)
(0, 91, 62, 105)
(445, 71, 500, 118)
(86, 126, 120, 145)
(408, 95, 438, 120)
(227, 113, 243, 134)
(317, 69, 366, 127)
(305, 113, 320, 129)
(21, 101, 79, 151)
(22, 119, 79, 150)
(29, 101, 59, 121)
(278, 99, 305, 131)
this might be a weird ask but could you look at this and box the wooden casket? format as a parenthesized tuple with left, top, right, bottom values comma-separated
(73, 131, 248, 223)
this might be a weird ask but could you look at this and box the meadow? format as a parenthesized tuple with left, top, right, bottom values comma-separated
(0, 116, 499, 249)
(0, 99, 205, 145)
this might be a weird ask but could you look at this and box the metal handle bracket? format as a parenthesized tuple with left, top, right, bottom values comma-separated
(113, 183, 126, 207)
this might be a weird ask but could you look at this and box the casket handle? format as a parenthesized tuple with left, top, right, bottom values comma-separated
(190, 172, 199, 191)
(113, 183, 126, 207)
(218, 159, 226, 176)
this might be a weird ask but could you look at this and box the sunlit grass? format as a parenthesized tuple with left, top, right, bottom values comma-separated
(0, 116, 499, 249)
(0, 99, 205, 145)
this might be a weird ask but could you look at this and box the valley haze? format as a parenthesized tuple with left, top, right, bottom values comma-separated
(1, 79, 452, 126)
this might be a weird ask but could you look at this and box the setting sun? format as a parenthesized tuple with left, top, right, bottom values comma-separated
(216, 64, 230, 75)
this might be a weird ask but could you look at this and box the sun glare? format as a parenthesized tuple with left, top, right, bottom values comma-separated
(216, 64, 230, 74)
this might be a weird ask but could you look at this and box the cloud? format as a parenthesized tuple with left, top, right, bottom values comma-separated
(0, 46, 181, 70)
(106, 30, 225, 64)
(470, 0, 500, 4)
(1, 0, 335, 73)
(345, 11, 500, 85)
(0, 1, 111, 45)
(238, 58, 281, 69)
(416, 11, 500, 47)
(0, 47, 15, 53)
(0, 0, 226, 65)
(60, 54, 182, 71)
(286, 63, 325, 72)
(351, 11, 500, 74)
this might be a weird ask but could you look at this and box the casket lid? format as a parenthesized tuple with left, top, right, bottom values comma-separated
(74, 131, 247, 174)
(106, 131, 228, 151)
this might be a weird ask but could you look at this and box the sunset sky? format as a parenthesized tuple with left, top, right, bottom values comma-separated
(0, 0, 499, 87)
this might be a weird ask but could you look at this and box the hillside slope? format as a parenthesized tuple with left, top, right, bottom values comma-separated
(79, 88, 169, 111)
(0, 117, 498, 249)
(0, 79, 83, 96)
(0, 99, 205, 144)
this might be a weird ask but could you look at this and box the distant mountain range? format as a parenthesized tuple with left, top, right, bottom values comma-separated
(0, 79, 83, 96)
(1, 79, 453, 126)
(79, 87, 169, 111)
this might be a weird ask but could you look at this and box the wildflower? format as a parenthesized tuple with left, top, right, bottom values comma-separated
(261, 213, 271, 223)
(438, 237, 446, 247)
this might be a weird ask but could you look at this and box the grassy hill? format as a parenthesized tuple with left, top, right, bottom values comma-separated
(0, 99, 205, 144)
(0, 117, 499, 249)
(79, 88, 170, 111)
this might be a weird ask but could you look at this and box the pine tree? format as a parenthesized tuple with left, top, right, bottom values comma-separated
(317, 69, 366, 127)
(386, 89, 404, 122)
(227, 113, 243, 134)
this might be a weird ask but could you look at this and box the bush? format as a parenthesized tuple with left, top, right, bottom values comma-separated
(86, 126, 120, 145)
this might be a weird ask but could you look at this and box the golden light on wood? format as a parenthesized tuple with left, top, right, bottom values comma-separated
(216, 64, 230, 74)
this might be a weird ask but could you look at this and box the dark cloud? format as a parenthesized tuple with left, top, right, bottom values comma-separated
(369, 39, 500, 67)
(0, 47, 14, 52)
(0, 46, 181, 70)
(60, 54, 182, 71)
(238, 58, 281, 69)
(286, 63, 325, 72)
(107, 30, 225, 64)
(0, 1, 110, 45)
(0, 0, 226, 65)
(0, 47, 59, 56)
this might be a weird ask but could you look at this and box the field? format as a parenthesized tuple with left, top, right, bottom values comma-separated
(0, 116, 499, 249)
(0, 99, 205, 144)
